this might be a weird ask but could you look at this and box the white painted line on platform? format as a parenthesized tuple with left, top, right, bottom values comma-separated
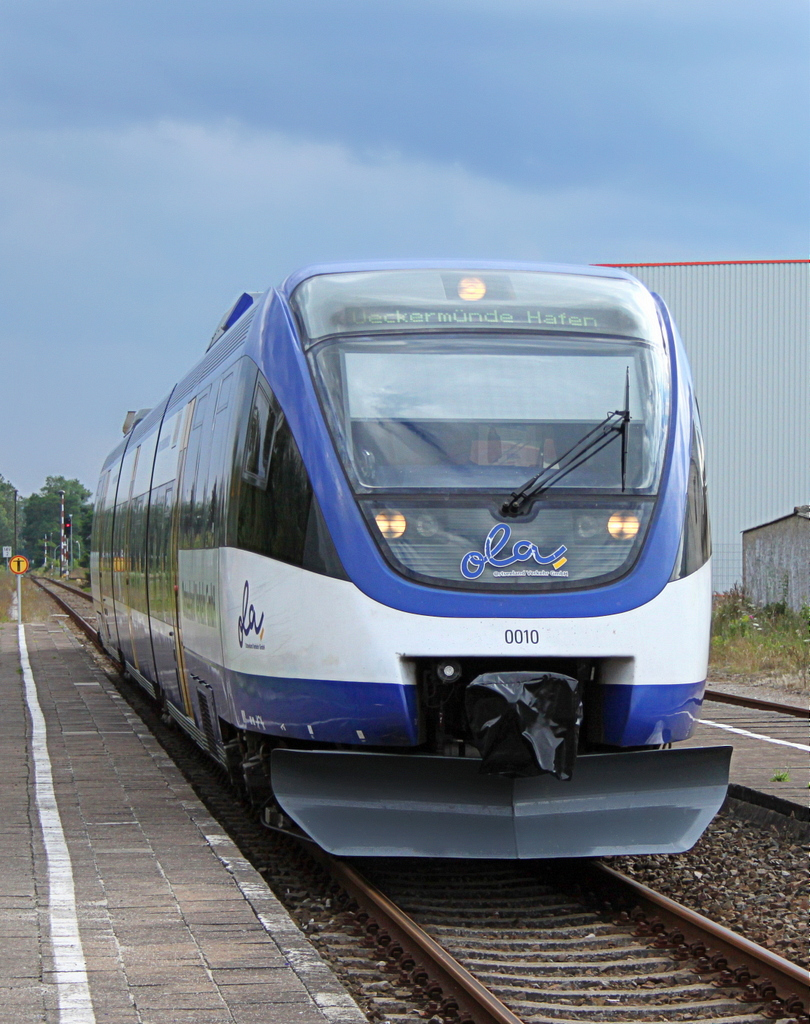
(18, 624, 97, 1024)
(701, 717, 810, 753)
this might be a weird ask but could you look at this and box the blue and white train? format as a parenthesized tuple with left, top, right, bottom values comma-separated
(91, 261, 730, 859)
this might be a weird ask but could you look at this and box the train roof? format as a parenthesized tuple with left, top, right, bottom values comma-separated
(279, 259, 639, 297)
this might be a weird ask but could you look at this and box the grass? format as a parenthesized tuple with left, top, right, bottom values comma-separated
(770, 768, 791, 782)
(0, 572, 64, 623)
(710, 586, 810, 690)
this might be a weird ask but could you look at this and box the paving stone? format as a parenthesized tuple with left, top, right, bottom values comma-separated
(0, 623, 366, 1024)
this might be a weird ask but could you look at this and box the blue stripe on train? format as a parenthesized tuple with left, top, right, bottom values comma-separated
(227, 670, 421, 746)
(226, 669, 704, 750)
(595, 680, 706, 746)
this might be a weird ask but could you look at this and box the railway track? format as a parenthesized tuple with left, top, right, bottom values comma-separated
(30, 575, 810, 1024)
(346, 857, 809, 1024)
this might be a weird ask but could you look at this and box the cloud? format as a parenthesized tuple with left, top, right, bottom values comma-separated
(2, 117, 799, 272)
(1, 1, 807, 208)
(0, 116, 804, 493)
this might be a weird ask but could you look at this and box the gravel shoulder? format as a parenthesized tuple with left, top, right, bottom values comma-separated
(607, 813, 809, 970)
(614, 670, 809, 970)
(706, 669, 808, 710)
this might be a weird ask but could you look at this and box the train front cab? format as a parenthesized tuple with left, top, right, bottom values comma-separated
(267, 264, 731, 858)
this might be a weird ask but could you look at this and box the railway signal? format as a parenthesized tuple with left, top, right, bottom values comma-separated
(65, 515, 73, 568)
(59, 489, 66, 576)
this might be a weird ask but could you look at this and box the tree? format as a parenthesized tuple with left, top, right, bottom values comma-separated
(21, 476, 93, 568)
(0, 474, 21, 553)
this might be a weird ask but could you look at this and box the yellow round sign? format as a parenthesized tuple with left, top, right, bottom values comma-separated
(9, 555, 29, 575)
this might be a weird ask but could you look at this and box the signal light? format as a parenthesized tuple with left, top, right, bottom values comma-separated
(64, 517, 72, 536)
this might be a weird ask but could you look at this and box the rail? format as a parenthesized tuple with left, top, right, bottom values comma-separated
(313, 850, 524, 1024)
(33, 575, 93, 601)
(705, 688, 808, 719)
(590, 861, 809, 1008)
(319, 853, 809, 1023)
(29, 576, 105, 655)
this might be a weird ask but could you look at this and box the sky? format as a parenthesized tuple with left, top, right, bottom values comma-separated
(1, 0, 808, 497)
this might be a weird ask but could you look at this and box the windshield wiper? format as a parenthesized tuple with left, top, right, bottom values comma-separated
(501, 369, 631, 517)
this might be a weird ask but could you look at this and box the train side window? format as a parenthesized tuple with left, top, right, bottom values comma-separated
(236, 380, 306, 563)
(91, 468, 113, 594)
(216, 372, 233, 413)
(171, 411, 182, 448)
(242, 382, 275, 488)
(147, 482, 174, 623)
(671, 397, 712, 580)
(230, 367, 346, 578)
(203, 372, 236, 548)
(179, 386, 213, 548)
(192, 390, 209, 430)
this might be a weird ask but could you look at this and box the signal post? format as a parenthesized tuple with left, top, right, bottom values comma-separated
(10, 554, 29, 623)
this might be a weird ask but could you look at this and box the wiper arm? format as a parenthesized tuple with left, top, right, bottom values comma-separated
(620, 366, 630, 492)
(501, 370, 631, 517)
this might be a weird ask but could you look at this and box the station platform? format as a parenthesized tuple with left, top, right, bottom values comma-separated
(0, 622, 367, 1024)
(684, 697, 809, 811)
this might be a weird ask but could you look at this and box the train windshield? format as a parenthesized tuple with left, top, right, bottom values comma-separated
(296, 269, 670, 590)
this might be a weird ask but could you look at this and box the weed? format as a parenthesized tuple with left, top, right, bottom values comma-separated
(770, 768, 791, 783)
(711, 586, 810, 689)
(0, 571, 60, 623)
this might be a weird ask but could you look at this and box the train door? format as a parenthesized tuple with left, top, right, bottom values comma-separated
(167, 395, 201, 718)
(145, 480, 181, 708)
(111, 443, 140, 666)
(146, 403, 183, 707)
(91, 467, 117, 648)
(203, 371, 234, 685)
(125, 426, 161, 684)
(181, 372, 234, 747)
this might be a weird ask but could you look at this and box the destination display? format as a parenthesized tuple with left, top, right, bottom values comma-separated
(292, 268, 658, 344)
(340, 305, 603, 329)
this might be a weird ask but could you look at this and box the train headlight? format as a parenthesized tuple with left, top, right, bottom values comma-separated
(607, 512, 640, 540)
(375, 511, 407, 539)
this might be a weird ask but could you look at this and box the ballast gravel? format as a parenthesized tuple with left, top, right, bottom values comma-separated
(608, 813, 810, 970)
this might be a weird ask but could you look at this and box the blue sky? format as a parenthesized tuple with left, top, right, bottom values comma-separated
(1, 0, 808, 496)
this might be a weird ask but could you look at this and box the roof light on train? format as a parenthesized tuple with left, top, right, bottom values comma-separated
(607, 512, 640, 539)
(375, 511, 407, 539)
(458, 277, 487, 301)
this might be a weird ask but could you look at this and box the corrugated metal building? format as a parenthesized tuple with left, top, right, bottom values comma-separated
(605, 260, 810, 592)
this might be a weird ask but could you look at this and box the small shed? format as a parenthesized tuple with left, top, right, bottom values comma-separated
(742, 506, 810, 612)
